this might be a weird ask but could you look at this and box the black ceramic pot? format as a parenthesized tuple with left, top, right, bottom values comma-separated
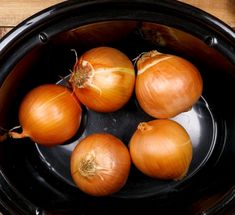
(1, 1, 235, 214)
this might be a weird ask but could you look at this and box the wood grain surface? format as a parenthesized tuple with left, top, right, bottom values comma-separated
(0, 0, 64, 38)
(180, 0, 235, 28)
(0, 0, 235, 39)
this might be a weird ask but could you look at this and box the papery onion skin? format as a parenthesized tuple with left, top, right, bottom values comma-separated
(69, 47, 135, 112)
(136, 50, 203, 118)
(71, 133, 131, 196)
(129, 119, 193, 180)
(10, 84, 82, 146)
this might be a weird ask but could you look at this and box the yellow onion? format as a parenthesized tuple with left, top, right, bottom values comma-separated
(135, 50, 203, 118)
(129, 119, 193, 180)
(71, 133, 131, 196)
(69, 47, 135, 112)
(9, 84, 82, 146)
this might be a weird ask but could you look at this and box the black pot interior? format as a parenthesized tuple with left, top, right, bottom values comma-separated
(1, 1, 235, 214)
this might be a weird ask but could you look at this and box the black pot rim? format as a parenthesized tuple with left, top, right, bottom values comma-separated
(1, 0, 235, 52)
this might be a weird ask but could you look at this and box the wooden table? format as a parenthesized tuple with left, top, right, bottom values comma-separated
(0, 0, 235, 39)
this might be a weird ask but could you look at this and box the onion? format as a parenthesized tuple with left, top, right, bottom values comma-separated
(129, 119, 193, 180)
(135, 50, 203, 118)
(9, 84, 82, 146)
(69, 47, 135, 112)
(70, 133, 131, 196)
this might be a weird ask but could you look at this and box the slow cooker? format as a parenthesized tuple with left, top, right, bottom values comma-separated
(1, 1, 235, 214)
